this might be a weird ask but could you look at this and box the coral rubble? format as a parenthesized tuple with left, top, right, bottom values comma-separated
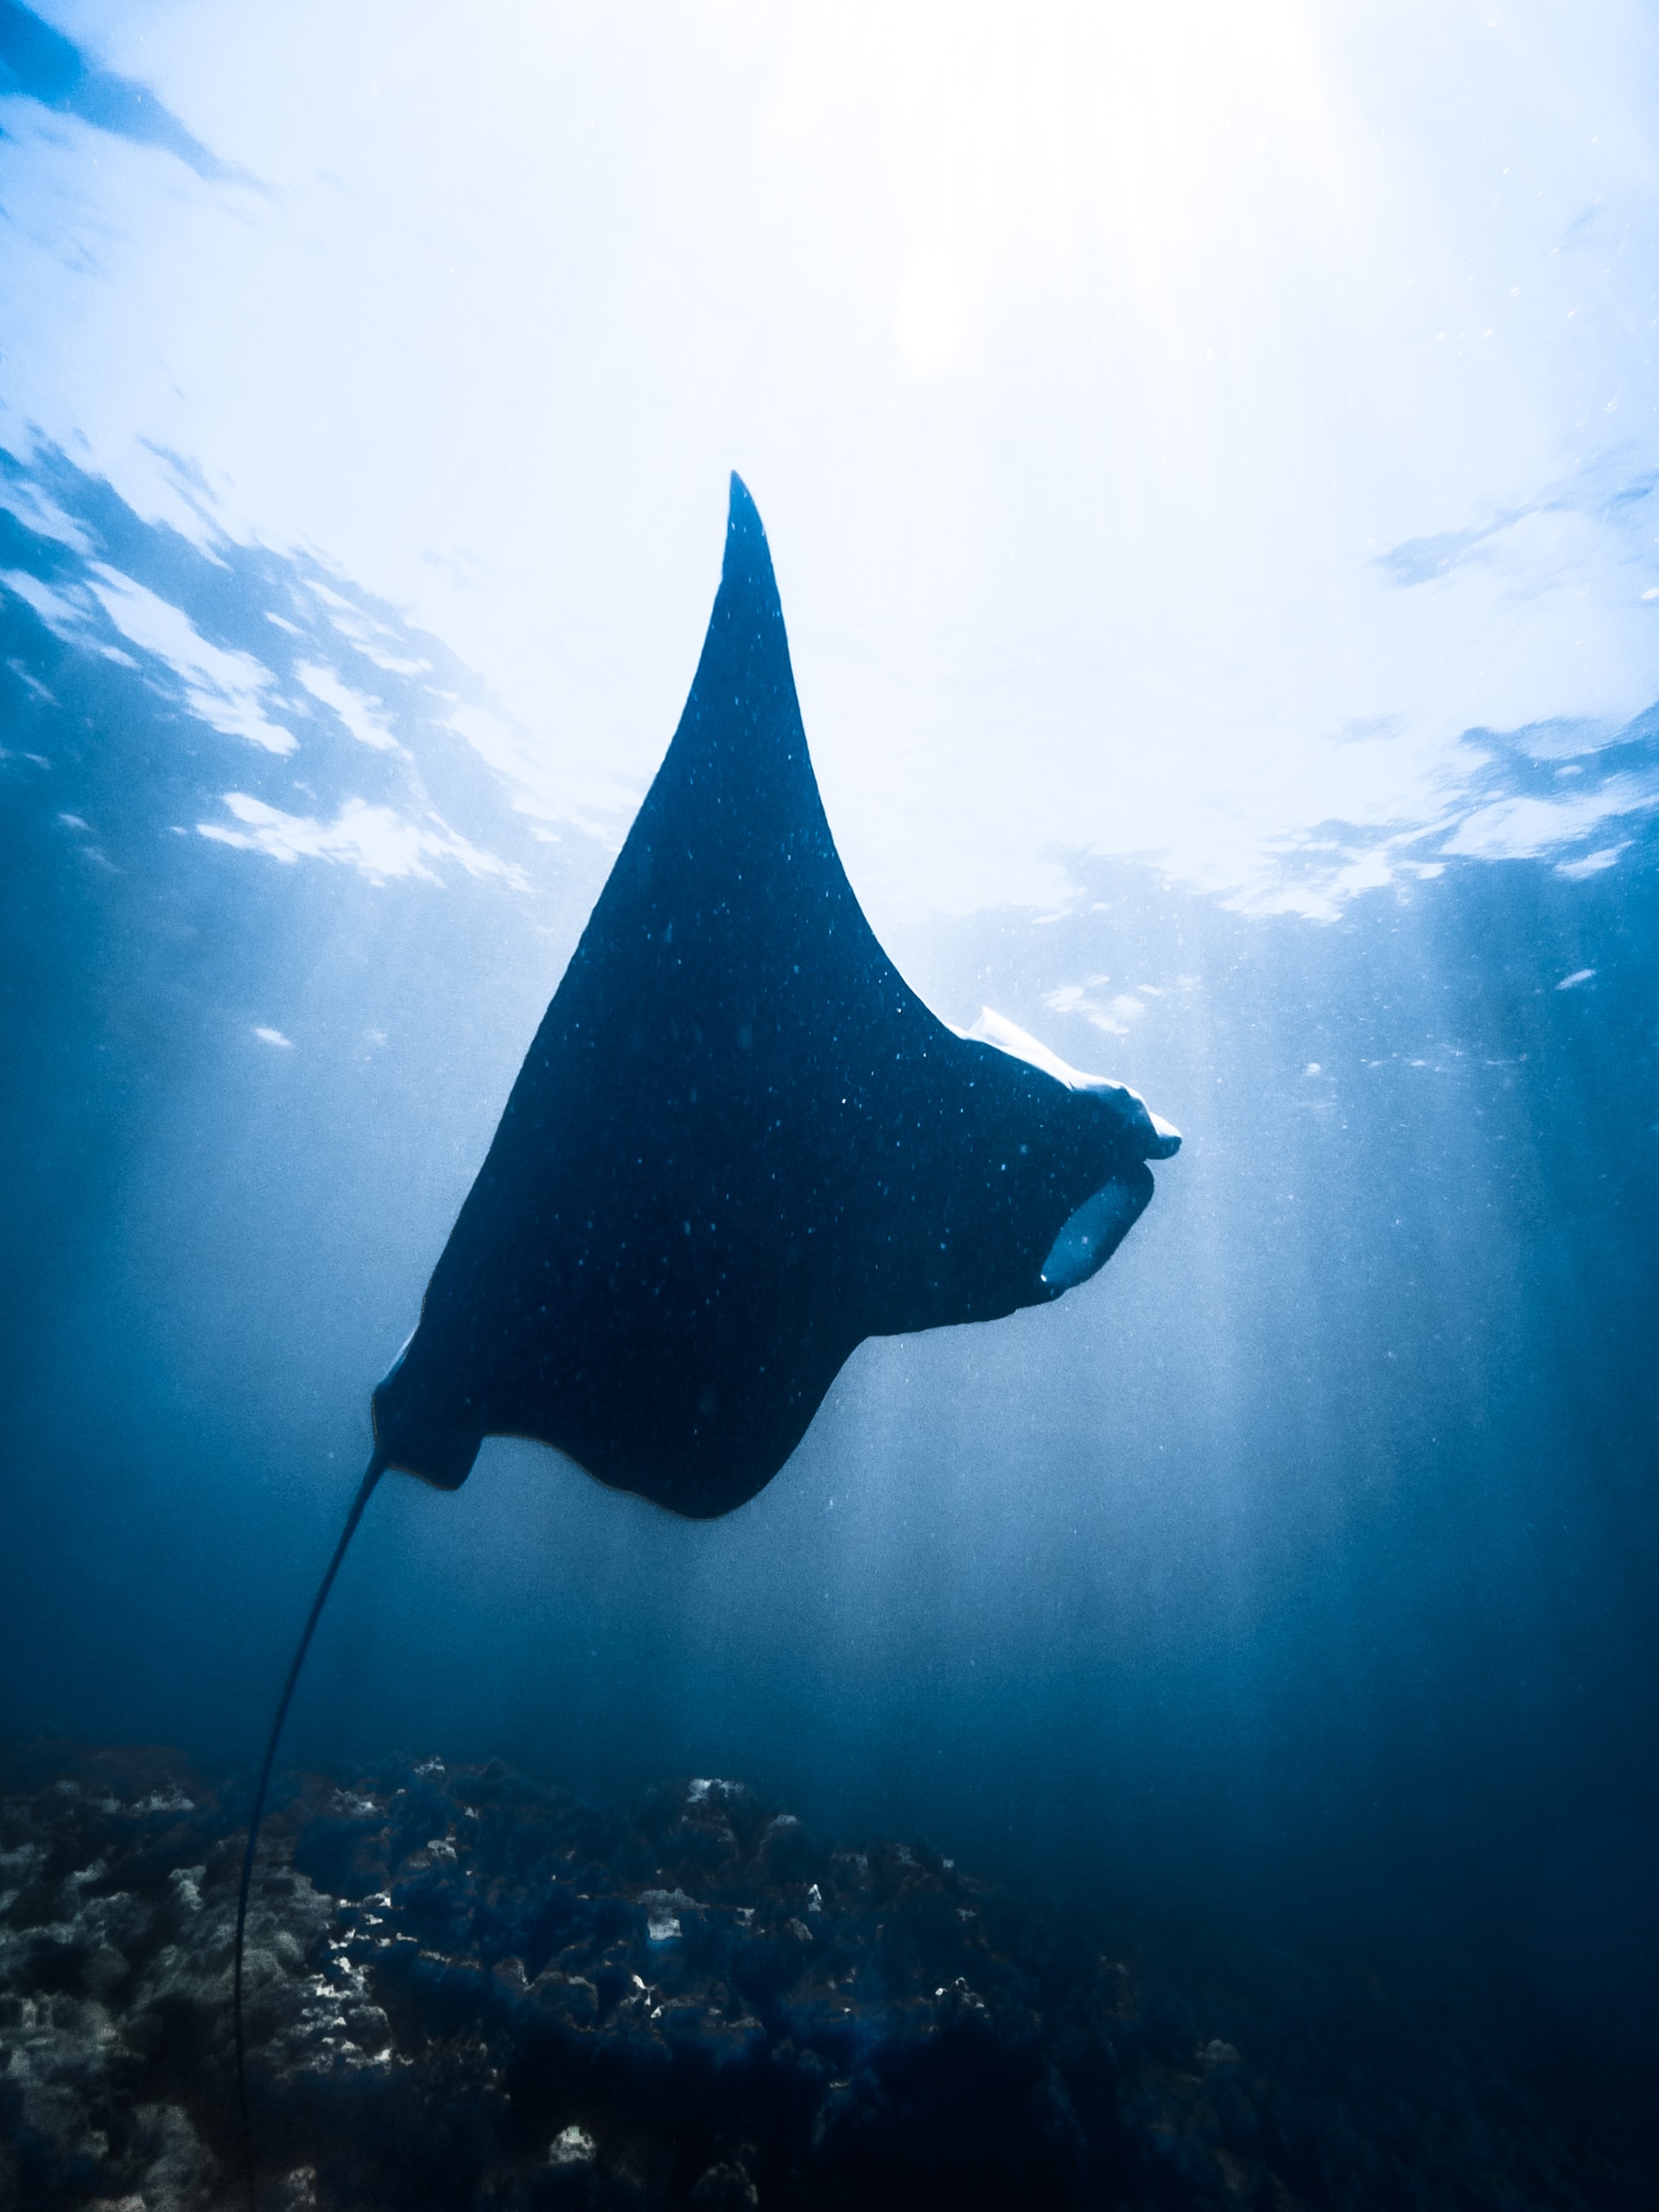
(0, 1744, 1647, 2209)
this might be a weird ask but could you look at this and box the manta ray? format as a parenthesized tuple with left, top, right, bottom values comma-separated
(232, 475, 1179, 2190)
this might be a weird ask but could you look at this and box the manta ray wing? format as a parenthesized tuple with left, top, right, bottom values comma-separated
(371, 476, 1175, 1518)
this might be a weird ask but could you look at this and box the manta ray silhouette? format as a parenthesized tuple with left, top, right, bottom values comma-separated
(232, 475, 1179, 2193)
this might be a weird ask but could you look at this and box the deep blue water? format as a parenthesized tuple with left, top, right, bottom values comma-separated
(3, 436, 1656, 2094)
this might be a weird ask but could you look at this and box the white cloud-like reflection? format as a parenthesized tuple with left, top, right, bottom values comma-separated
(88, 565, 298, 754)
(198, 790, 525, 888)
(295, 661, 403, 754)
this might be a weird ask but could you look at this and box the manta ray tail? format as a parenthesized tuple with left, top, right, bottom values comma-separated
(232, 1448, 387, 2209)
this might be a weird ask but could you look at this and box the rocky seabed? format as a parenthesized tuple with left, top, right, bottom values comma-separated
(0, 1746, 1644, 2210)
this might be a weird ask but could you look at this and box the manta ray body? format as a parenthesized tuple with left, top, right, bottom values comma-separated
(232, 476, 1179, 2196)
(372, 475, 1178, 1519)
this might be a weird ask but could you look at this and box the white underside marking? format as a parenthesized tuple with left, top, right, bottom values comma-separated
(1040, 1180, 1146, 1292)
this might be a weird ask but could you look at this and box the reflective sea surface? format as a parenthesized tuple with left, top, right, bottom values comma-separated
(3, 0, 1657, 2158)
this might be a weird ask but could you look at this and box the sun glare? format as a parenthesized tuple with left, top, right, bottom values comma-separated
(770, 0, 1347, 387)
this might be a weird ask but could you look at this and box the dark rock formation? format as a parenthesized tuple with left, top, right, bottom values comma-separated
(0, 1743, 1648, 2209)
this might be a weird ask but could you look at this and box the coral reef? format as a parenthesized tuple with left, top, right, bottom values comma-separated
(0, 1743, 1648, 2210)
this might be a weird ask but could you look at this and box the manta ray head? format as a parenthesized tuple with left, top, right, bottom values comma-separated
(959, 1007, 1182, 1303)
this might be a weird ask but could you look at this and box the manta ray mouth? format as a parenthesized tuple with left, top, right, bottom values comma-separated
(1039, 1166, 1156, 1293)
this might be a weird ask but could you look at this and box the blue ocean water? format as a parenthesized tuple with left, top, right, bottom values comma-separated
(3, 431, 1656, 2059)
(3, 6, 1659, 2196)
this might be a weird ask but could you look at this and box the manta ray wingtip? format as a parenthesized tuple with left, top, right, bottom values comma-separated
(722, 471, 774, 584)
